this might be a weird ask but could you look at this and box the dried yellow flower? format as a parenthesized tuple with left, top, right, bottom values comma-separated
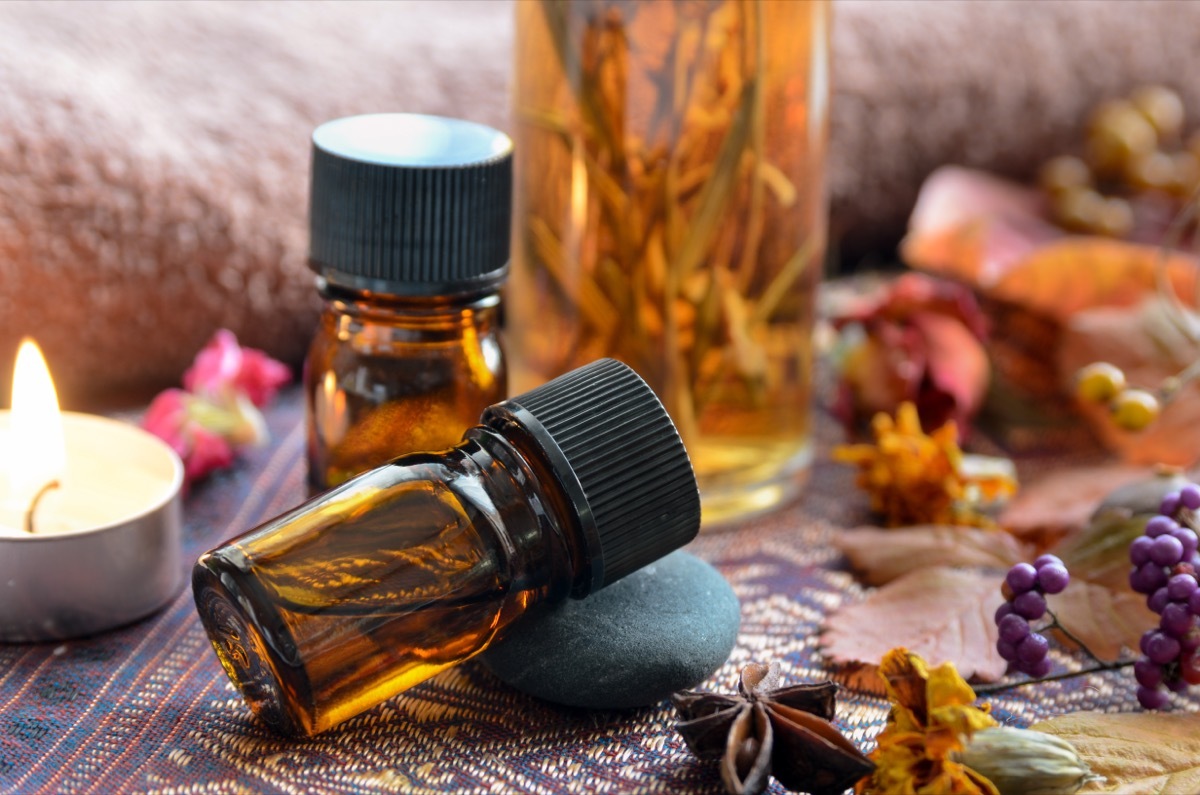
(857, 647, 999, 795)
(833, 402, 1017, 527)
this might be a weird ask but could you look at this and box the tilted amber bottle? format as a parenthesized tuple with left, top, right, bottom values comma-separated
(304, 113, 512, 493)
(193, 359, 701, 736)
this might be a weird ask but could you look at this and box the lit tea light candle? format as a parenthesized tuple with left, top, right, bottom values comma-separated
(0, 339, 184, 642)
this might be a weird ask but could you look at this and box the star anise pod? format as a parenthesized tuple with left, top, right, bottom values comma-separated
(672, 662, 874, 795)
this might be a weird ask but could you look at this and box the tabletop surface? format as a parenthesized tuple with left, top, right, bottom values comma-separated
(0, 388, 1192, 795)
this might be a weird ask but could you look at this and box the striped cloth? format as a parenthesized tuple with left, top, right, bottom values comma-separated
(0, 389, 1192, 794)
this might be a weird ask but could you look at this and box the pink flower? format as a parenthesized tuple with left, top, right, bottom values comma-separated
(183, 329, 291, 407)
(831, 273, 990, 433)
(142, 389, 237, 487)
(144, 329, 288, 487)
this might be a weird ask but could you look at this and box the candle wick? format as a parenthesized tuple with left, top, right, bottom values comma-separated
(23, 480, 61, 535)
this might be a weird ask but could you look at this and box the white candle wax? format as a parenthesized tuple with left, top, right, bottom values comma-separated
(0, 413, 180, 536)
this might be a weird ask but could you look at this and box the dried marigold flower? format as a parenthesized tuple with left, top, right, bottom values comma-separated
(857, 648, 1000, 795)
(833, 402, 1017, 528)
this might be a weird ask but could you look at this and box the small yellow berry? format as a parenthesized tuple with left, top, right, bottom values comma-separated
(1039, 155, 1092, 196)
(1111, 388, 1161, 432)
(1131, 85, 1185, 140)
(1087, 100, 1158, 177)
(1094, 196, 1134, 238)
(1052, 187, 1106, 232)
(1075, 362, 1126, 403)
(1124, 150, 1177, 192)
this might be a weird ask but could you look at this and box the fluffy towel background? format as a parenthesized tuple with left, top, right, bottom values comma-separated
(1, 0, 1198, 402)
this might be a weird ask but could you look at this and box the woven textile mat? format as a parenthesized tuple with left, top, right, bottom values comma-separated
(1, 389, 1196, 794)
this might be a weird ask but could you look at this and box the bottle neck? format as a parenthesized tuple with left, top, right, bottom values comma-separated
(462, 427, 591, 602)
(317, 279, 501, 335)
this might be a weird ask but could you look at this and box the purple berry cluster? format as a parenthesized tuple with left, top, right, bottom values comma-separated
(994, 554, 1071, 677)
(1129, 482, 1200, 709)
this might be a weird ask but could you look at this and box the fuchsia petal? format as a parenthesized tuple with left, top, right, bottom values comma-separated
(183, 426, 236, 484)
(141, 389, 191, 459)
(184, 329, 290, 406)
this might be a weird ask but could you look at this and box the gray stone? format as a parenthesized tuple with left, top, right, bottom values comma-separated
(480, 550, 740, 709)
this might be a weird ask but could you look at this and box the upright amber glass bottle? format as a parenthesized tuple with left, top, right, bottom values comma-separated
(509, 1, 831, 524)
(304, 113, 512, 492)
(193, 359, 700, 737)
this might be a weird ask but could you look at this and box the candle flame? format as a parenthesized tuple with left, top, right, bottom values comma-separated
(10, 338, 66, 502)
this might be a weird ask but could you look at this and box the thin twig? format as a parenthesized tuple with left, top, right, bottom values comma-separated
(974, 658, 1136, 696)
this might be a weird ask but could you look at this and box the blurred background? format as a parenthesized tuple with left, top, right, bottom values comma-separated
(1, 0, 1198, 406)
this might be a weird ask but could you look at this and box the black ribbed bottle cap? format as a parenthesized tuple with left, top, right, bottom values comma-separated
(481, 359, 701, 597)
(309, 113, 513, 297)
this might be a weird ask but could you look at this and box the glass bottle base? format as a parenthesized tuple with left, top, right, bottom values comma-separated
(696, 439, 813, 529)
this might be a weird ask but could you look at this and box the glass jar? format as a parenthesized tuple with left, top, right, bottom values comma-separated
(508, 0, 831, 524)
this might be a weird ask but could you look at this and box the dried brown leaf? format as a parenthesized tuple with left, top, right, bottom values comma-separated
(1031, 712, 1200, 794)
(834, 525, 1034, 586)
(821, 567, 1007, 684)
(1046, 579, 1154, 661)
(998, 463, 1153, 541)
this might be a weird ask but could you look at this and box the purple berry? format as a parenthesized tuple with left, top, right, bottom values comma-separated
(1162, 492, 1182, 517)
(998, 614, 1031, 645)
(996, 638, 1018, 663)
(1174, 529, 1200, 558)
(1019, 656, 1053, 678)
(1036, 564, 1070, 595)
(994, 602, 1014, 624)
(1033, 554, 1064, 570)
(1145, 630, 1182, 665)
(1167, 573, 1199, 602)
(1012, 590, 1048, 620)
(1182, 627, 1200, 652)
(1152, 535, 1186, 567)
(1167, 677, 1191, 694)
(1130, 535, 1155, 567)
(1149, 587, 1171, 614)
(1180, 483, 1200, 510)
(1190, 588, 1200, 616)
(1135, 658, 1164, 688)
(1006, 562, 1039, 595)
(1016, 632, 1050, 664)
(1133, 561, 1170, 594)
(1146, 515, 1179, 538)
(1137, 559, 1166, 590)
(1137, 685, 1171, 709)
(1161, 603, 1195, 637)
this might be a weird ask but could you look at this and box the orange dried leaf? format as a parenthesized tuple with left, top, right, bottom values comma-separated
(998, 463, 1154, 540)
(822, 567, 1007, 685)
(903, 166, 1200, 320)
(1059, 300, 1200, 466)
(834, 525, 1035, 587)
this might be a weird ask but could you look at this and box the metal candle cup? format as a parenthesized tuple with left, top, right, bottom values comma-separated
(0, 412, 184, 642)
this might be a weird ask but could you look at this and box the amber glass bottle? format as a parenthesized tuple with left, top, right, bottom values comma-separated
(193, 359, 700, 736)
(304, 113, 512, 492)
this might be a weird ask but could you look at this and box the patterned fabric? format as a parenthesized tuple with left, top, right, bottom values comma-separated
(0, 390, 1193, 794)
